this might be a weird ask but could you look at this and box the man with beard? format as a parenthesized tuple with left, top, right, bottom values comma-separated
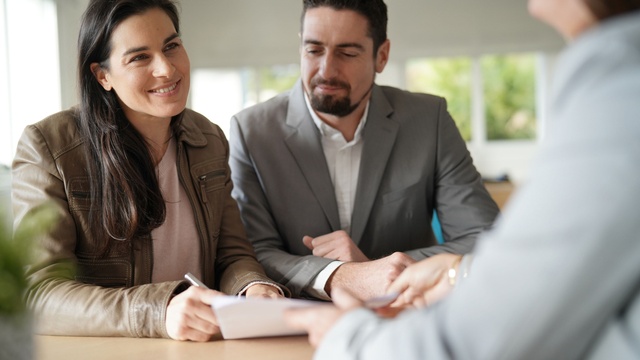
(228, 0, 499, 301)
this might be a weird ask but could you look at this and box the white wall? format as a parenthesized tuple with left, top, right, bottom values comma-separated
(55, 0, 564, 108)
(178, 0, 563, 68)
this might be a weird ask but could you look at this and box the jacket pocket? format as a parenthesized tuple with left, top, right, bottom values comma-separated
(75, 258, 132, 288)
(193, 157, 226, 209)
(68, 177, 92, 211)
(197, 169, 226, 203)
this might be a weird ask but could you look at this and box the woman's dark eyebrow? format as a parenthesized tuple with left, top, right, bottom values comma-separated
(121, 33, 180, 57)
(164, 33, 180, 44)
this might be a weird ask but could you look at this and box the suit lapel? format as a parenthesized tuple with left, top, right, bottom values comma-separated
(284, 81, 341, 231)
(351, 86, 399, 244)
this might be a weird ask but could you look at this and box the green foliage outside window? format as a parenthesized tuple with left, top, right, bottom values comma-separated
(257, 65, 300, 102)
(482, 54, 537, 140)
(406, 58, 472, 141)
(406, 53, 537, 141)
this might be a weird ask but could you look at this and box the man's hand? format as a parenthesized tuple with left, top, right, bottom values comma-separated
(244, 283, 283, 299)
(303, 230, 369, 262)
(165, 286, 225, 341)
(326, 252, 416, 300)
(387, 253, 462, 308)
(284, 288, 362, 348)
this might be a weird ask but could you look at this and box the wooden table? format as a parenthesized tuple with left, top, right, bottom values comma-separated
(484, 181, 516, 209)
(36, 335, 314, 360)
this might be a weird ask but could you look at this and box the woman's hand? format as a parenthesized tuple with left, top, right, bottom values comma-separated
(165, 286, 225, 341)
(245, 283, 283, 299)
(387, 253, 462, 308)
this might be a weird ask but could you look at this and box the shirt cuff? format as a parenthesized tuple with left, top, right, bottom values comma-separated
(307, 261, 345, 300)
(237, 281, 285, 297)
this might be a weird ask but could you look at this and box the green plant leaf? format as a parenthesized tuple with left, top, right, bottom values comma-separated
(1, 203, 58, 315)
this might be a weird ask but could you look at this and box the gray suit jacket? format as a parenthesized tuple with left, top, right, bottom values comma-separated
(314, 12, 640, 360)
(229, 80, 499, 297)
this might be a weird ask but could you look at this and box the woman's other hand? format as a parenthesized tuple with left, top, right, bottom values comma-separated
(166, 286, 225, 341)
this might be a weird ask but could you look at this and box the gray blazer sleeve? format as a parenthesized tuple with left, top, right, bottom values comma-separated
(404, 97, 499, 259)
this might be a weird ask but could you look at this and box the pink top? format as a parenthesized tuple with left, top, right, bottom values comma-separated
(151, 137, 202, 282)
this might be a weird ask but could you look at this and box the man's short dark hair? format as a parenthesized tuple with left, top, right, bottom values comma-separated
(301, 0, 388, 52)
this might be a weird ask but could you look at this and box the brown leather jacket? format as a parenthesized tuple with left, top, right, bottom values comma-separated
(12, 108, 284, 338)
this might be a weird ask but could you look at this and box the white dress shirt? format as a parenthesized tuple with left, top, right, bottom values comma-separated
(304, 94, 370, 299)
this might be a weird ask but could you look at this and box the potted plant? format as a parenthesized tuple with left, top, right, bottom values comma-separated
(0, 205, 56, 360)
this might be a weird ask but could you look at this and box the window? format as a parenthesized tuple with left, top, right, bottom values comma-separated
(191, 69, 248, 137)
(0, 0, 60, 166)
(406, 57, 472, 141)
(191, 65, 299, 136)
(406, 53, 538, 144)
(192, 53, 539, 142)
(254, 64, 300, 103)
(0, 0, 11, 167)
(190, 53, 546, 183)
(482, 54, 537, 140)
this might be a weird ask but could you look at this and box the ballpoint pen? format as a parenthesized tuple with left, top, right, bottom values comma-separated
(184, 272, 209, 289)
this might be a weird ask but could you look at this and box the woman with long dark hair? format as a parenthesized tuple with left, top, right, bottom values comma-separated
(12, 0, 285, 341)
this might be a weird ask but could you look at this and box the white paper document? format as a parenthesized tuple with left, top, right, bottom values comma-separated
(211, 296, 321, 339)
